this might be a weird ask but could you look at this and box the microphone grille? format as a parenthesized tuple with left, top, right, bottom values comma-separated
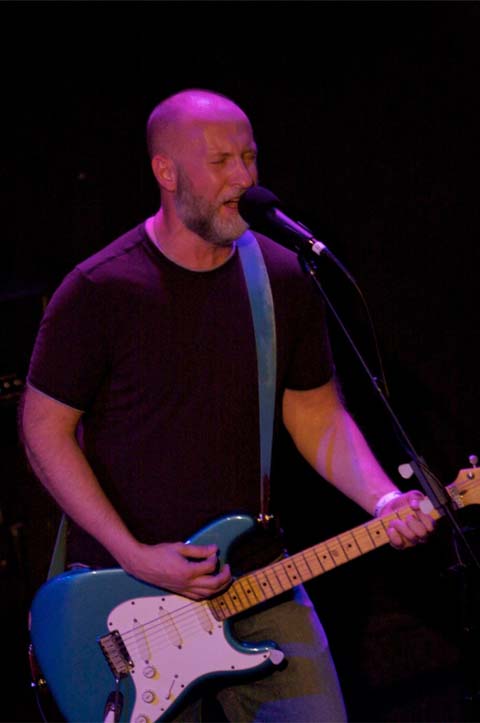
(238, 185, 281, 226)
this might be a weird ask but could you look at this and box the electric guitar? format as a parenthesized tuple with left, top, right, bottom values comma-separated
(29, 467, 480, 723)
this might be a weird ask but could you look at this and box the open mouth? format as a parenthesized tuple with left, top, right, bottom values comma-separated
(223, 198, 241, 210)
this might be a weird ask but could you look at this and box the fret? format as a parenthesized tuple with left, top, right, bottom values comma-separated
(325, 539, 348, 565)
(367, 519, 389, 546)
(254, 568, 285, 600)
(354, 528, 376, 553)
(338, 532, 362, 559)
(365, 523, 377, 548)
(228, 580, 250, 610)
(208, 595, 229, 621)
(246, 572, 270, 603)
(312, 543, 337, 571)
(281, 558, 303, 586)
(291, 553, 314, 582)
(214, 590, 238, 618)
(269, 563, 293, 592)
(303, 548, 326, 576)
(238, 576, 263, 606)
(224, 584, 246, 613)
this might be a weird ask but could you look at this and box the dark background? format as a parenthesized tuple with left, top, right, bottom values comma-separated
(2, 1, 480, 721)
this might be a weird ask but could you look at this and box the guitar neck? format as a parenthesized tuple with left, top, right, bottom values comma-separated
(208, 501, 444, 622)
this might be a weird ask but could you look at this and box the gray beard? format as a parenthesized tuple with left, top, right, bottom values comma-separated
(175, 171, 248, 246)
(182, 212, 247, 247)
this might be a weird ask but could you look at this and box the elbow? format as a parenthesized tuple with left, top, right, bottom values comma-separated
(18, 387, 82, 456)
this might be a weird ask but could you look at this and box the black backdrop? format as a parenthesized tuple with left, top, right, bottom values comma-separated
(2, 2, 480, 721)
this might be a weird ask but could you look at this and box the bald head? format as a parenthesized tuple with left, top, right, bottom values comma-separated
(146, 89, 251, 160)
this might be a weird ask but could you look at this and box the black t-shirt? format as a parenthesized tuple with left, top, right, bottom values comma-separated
(28, 223, 333, 566)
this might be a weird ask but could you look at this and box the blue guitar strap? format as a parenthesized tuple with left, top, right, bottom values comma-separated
(47, 230, 277, 578)
(237, 230, 277, 526)
(47, 512, 67, 580)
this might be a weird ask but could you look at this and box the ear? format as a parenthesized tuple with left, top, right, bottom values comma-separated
(151, 154, 177, 191)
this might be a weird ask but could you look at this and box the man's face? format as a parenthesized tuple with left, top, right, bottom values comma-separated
(173, 116, 258, 246)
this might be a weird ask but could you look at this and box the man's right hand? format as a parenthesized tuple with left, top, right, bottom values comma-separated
(119, 541, 232, 600)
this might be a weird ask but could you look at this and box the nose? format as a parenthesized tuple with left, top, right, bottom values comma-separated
(230, 159, 257, 189)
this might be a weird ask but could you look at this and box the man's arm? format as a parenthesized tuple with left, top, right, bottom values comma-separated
(282, 378, 434, 547)
(21, 385, 231, 598)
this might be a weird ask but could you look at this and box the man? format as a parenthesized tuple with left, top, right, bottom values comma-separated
(22, 88, 434, 721)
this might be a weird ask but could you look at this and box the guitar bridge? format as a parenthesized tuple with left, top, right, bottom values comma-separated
(98, 630, 134, 679)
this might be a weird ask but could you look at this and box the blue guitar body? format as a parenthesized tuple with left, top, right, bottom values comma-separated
(30, 515, 282, 723)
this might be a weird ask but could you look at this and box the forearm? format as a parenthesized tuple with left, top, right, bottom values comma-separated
(304, 406, 399, 515)
(283, 381, 399, 515)
(283, 381, 435, 548)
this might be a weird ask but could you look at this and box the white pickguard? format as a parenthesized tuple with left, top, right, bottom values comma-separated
(107, 593, 284, 723)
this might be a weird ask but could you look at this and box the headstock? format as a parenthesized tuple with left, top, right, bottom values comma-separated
(447, 456, 480, 509)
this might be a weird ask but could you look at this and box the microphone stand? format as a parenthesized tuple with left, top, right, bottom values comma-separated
(297, 247, 479, 566)
(296, 244, 480, 717)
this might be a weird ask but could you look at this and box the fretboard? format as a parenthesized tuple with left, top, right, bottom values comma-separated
(208, 505, 441, 621)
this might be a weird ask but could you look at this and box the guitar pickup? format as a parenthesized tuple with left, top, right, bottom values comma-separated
(98, 630, 134, 679)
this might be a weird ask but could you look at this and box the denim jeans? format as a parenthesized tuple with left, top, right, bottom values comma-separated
(173, 584, 347, 722)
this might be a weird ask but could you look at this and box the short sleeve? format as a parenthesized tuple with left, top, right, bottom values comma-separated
(27, 269, 110, 410)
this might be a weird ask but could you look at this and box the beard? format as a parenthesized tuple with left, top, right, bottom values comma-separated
(174, 168, 248, 246)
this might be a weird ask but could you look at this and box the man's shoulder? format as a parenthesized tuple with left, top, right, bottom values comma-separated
(76, 222, 148, 280)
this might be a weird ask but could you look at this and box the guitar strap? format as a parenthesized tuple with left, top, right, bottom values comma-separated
(47, 512, 67, 580)
(237, 230, 277, 526)
(46, 230, 277, 578)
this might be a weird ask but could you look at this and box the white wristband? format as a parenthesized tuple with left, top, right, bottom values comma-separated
(374, 490, 403, 518)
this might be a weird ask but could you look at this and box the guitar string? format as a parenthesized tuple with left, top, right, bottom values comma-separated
(118, 517, 401, 651)
(116, 479, 475, 657)
(118, 522, 395, 654)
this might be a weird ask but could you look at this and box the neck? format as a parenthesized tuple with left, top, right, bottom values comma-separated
(150, 211, 235, 271)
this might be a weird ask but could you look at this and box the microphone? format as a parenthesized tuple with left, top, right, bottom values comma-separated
(238, 185, 329, 258)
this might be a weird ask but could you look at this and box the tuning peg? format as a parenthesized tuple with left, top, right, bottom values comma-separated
(467, 454, 478, 479)
(398, 462, 414, 479)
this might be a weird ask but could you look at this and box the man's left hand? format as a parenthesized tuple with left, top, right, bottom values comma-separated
(381, 490, 435, 549)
